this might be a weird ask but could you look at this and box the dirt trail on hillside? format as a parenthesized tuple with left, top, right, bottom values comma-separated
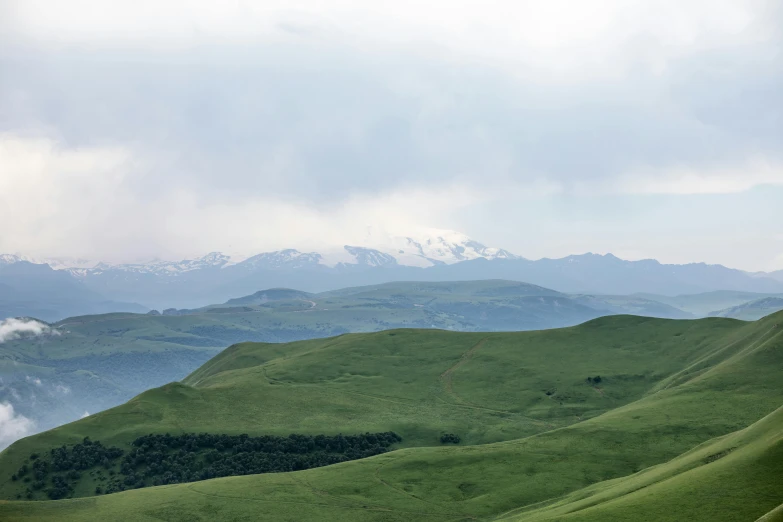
(440, 338, 488, 397)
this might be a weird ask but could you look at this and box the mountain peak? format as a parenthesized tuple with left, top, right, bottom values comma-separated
(239, 250, 323, 270)
(0, 254, 23, 265)
(355, 227, 521, 267)
(342, 246, 398, 267)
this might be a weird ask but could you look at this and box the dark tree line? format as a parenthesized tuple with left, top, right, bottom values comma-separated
(12, 431, 401, 499)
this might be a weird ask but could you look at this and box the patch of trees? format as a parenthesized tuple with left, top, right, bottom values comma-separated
(586, 375, 602, 385)
(13, 438, 124, 500)
(13, 431, 401, 499)
(440, 433, 461, 444)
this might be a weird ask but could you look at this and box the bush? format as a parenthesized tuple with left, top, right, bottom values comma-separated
(440, 433, 461, 444)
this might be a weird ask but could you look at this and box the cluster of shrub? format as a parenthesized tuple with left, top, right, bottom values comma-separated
(12, 431, 402, 499)
(586, 375, 603, 385)
(440, 433, 461, 444)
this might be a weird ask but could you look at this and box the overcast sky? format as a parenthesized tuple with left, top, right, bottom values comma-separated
(1, 0, 781, 270)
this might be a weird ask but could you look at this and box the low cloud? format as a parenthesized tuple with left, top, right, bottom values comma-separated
(0, 402, 35, 450)
(0, 318, 58, 343)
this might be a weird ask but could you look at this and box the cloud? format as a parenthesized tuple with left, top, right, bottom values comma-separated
(80, 411, 90, 419)
(0, 402, 35, 450)
(2, 1, 777, 69)
(0, 1, 781, 269)
(0, 318, 58, 343)
(598, 158, 783, 195)
(25, 376, 42, 386)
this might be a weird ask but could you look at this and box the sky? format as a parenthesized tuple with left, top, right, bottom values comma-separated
(0, 0, 781, 271)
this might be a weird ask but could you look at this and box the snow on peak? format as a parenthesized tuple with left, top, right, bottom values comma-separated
(5, 228, 520, 273)
(68, 252, 232, 277)
(356, 227, 521, 267)
(0, 254, 96, 270)
(342, 246, 398, 267)
(239, 249, 323, 270)
(0, 254, 24, 265)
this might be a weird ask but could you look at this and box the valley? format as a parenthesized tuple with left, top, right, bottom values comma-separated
(5, 279, 775, 440)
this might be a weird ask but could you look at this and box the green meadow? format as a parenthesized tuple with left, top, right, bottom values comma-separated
(1, 310, 781, 520)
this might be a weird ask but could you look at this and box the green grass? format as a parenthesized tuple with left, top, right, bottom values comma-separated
(0, 280, 704, 434)
(1, 311, 781, 520)
(503, 402, 783, 521)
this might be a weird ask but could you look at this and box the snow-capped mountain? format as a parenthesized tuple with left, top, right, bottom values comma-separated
(8, 228, 518, 276)
(65, 252, 232, 277)
(0, 254, 94, 270)
(341, 246, 398, 267)
(328, 228, 521, 268)
(386, 229, 520, 266)
(238, 250, 323, 270)
(0, 254, 23, 266)
(4, 229, 783, 313)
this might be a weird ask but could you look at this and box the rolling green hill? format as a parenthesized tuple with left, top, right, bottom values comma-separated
(0, 311, 781, 520)
(709, 297, 783, 321)
(635, 290, 783, 317)
(1, 280, 689, 436)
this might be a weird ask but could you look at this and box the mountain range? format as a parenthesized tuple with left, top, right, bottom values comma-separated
(3, 229, 783, 317)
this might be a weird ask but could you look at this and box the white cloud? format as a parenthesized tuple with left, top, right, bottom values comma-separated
(0, 402, 35, 450)
(80, 411, 90, 419)
(2, 1, 775, 81)
(614, 158, 783, 195)
(0, 318, 57, 343)
(0, 1, 781, 270)
(0, 133, 500, 261)
(25, 376, 42, 387)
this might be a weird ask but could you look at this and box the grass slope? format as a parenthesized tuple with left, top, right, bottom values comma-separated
(1, 280, 689, 435)
(0, 311, 781, 520)
(505, 403, 783, 521)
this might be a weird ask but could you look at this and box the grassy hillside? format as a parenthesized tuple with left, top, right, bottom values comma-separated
(709, 297, 783, 321)
(1, 280, 689, 436)
(636, 290, 783, 317)
(505, 402, 783, 521)
(0, 311, 781, 520)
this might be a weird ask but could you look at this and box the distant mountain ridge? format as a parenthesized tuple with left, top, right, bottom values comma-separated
(0, 261, 146, 321)
(709, 297, 783, 320)
(2, 229, 783, 313)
